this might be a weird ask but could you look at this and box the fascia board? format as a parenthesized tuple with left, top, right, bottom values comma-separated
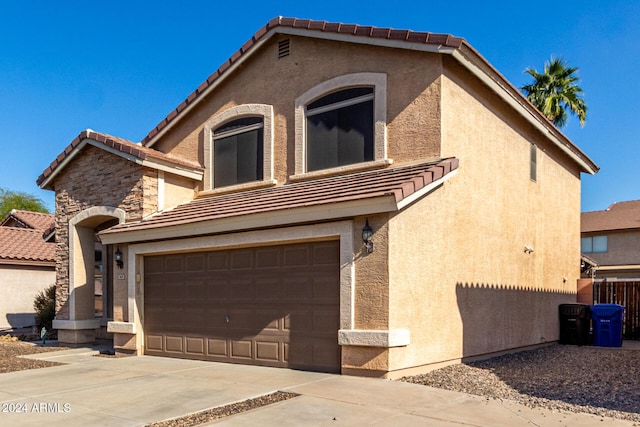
(274, 27, 454, 54)
(99, 195, 398, 245)
(395, 169, 457, 210)
(0, 259, 55, 267)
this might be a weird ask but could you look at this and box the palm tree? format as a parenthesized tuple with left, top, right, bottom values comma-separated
(521, 57, 587, 128)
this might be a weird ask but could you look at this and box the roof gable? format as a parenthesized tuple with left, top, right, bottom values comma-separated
(138, 16, 597, 175)
(37, 129, 203, 190)
(582, 200, 640, 233)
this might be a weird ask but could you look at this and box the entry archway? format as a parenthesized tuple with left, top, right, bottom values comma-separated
(54, 206, 125, 344)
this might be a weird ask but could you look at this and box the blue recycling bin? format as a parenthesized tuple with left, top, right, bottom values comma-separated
(591, 304, 624, 347)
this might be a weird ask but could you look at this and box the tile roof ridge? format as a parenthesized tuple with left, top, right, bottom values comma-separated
(37, 128, 203, 188)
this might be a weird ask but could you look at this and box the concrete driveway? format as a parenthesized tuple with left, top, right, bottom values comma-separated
(0, 345, 635, 427)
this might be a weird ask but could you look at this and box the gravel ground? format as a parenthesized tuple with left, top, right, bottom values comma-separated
(146, 392, 299, 427)
(0, 336, 68, 373)
(400, 344, 640, 423)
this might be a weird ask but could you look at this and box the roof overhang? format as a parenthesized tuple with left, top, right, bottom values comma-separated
(39, 135, 203, 190)
(99, 168, 456, 245)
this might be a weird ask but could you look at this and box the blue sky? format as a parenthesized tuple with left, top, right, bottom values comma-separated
(1, 1, 638, 213)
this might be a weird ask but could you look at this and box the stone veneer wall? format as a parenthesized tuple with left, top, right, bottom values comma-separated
(52, 146, 156, 319)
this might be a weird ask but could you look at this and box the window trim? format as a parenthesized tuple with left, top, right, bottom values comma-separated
(294, 73, 388, 177)
(203, 104, 274, 191)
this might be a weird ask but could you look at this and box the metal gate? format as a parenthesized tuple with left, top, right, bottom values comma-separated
(593, 279, 640, 340)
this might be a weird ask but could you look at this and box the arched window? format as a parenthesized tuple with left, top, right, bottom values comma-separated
(306, 87, 374, 172)
(213, 117, 264, 187)
(204, 104, 274, 190)
(295, 73, 388, 176)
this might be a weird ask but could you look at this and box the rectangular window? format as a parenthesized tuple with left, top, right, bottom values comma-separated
(581, 236, 607, 253)
(530, 144, 537, 182)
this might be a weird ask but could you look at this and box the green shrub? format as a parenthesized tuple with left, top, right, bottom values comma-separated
(33, 285, 56, 330)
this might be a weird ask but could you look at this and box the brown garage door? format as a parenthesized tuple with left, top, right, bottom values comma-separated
(143, 241, 340, 372)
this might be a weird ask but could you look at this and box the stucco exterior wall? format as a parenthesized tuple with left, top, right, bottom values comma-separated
(52, 146, 156, 319)
(583, 229, 640, 267)
(383, 58, 581, 373)
(0, 265, 55, 329)
(151, 36, 443, 187)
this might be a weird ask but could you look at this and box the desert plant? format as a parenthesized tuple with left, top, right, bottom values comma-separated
(33, 285, 56, 330)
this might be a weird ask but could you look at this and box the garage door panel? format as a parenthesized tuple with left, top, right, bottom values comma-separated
(284, 277, 313, 300)
(207, 252, 228, 270)
(186, 337, 205, 355)
(146, 334, 163, 351)
(185, 254, 206, 272)
(256, 341, 280, 362)
(144, 241, 339, 372)
(255, 278, 282, 300)
(164, 256, 184, 273)
(206, 280, 229, 299)
(207, 338, 227, 356)
(165, 336, 184, 353)
(255, 309, 281, 331)
(165, 281, 186, 299)
(231, 340, 253, 359)
(255, 247, 281, 268)
(230, 251, 253, 269)
(230, 280, 255, 299)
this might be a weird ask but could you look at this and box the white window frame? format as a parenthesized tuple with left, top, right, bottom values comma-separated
(203, 104, 274, 191)
(294, 73, 388, 177)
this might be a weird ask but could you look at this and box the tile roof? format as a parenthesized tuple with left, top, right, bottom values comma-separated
(37, 129, 203, 190)
(0, 227, 56, 266)
(581, 200, 640, 233)
(141, 17, 465, 147)
(0, 210, 55, 231)
(101, 158, 458, 240)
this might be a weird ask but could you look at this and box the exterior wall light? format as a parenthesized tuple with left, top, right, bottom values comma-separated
(362, 219, 374, 253)
(114, 247, 124, 269)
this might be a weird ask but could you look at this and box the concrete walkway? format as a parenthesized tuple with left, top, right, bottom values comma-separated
(0, 344, 636, 427)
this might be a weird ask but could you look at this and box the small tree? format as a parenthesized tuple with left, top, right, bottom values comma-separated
(34, 285, 56, 330)
(0, 187, 49, 219)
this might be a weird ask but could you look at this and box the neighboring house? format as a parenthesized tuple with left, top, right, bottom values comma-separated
(0, 210, 56, 331)
(581, 200, 640, 280)
(37, 18, 597, 377)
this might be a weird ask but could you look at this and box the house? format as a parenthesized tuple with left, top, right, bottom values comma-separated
(37, 17, 597, 377)
(0, 210, 56, 331)
(581, 200, 640, 280)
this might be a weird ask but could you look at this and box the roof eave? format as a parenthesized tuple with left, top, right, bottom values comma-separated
(38, 136, 203, 190)
(99, 167, 455, 245)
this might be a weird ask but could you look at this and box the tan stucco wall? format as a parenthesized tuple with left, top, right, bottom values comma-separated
(383, 58, 582, 373)
(583, 229, 640, 267)
(162, 173, 196, 211)
(0, 264, 55, 329)
(151, 36, 443, 187)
